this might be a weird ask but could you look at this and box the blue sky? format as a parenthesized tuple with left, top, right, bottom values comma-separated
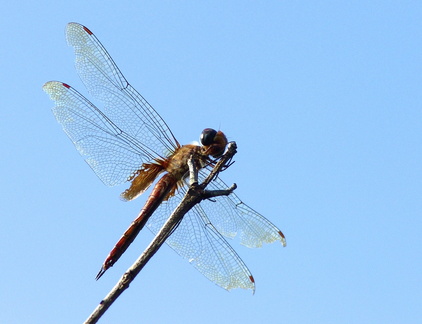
(1, 1, 421, 323)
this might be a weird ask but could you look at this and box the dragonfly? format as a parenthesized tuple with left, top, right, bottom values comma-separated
(43, 22, 286, 292)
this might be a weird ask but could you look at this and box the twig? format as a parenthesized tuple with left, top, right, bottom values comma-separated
(187, 154, 198, 185)
(84, 142, 238, 324)
(202, 141, 237, 186)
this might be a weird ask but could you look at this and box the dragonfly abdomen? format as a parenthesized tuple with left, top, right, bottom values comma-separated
(96, 173, 177, 280)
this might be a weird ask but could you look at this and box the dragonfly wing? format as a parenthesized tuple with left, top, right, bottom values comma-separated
(65, 23, 179, 160)
(199, 171, 287, 248)
(44, 81, 149, 186)
(147, 187, 255, 291)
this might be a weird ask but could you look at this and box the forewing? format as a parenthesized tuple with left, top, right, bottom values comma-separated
(65, 22, 179, 161)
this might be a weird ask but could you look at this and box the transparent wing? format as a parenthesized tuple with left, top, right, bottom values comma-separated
(66, 23, 178, 158)
(147, 185, 255, 291)
(43, 81, 156, 186)
(199, 172, 287, 248)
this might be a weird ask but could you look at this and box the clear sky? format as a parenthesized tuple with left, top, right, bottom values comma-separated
(1, 1, 421, 323)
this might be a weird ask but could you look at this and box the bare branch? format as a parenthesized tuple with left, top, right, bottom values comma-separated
(203, 183, 237, 200)
(202, 141, 237, 186)
(84, 142, 238, 324)
(187, 154, 198, 185)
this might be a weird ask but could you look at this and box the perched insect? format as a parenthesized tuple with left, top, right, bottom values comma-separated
(43, 23, 286, 292)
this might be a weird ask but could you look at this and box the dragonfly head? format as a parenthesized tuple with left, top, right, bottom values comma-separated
(200, 128, 228, 158)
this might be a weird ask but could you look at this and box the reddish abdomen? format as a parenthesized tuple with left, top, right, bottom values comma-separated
(96, 173, 177, 279)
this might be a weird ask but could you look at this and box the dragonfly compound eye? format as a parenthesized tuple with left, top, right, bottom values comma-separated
(200, 128, 217, 146)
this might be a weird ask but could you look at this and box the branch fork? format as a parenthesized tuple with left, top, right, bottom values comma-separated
(84, 142, 238, 324)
